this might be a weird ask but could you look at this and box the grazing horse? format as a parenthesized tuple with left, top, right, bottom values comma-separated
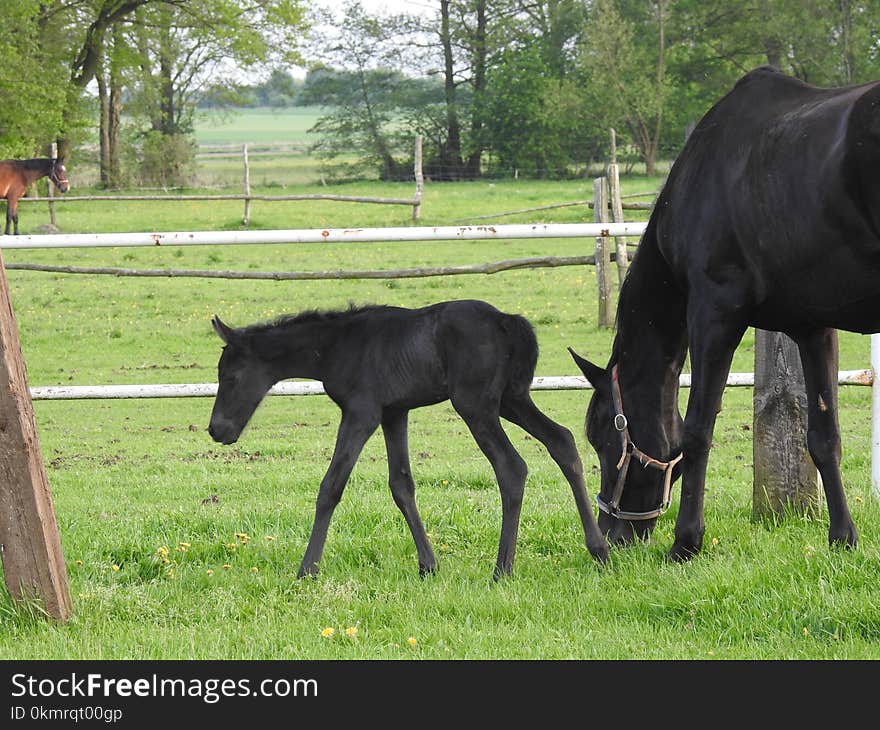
(0, 158, 70, 235)
(208, 300, 608, 579)
(570, 66, 878, 560)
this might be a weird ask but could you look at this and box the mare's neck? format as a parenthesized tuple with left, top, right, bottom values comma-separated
(22, 161, 51, 187)
(612, 237, 688, 444)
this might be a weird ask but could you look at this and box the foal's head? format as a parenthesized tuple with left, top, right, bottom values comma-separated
(208, 316, 276, 445)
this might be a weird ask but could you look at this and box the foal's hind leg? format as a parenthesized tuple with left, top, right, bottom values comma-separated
(500, 392, 608, 563)
(298, 408, 379, 578)
(794, 328, 857, 549)
(381, 409, 437, 576)
(452, 395, 528, 580)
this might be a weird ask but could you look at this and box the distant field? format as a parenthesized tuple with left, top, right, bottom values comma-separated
(194, 106, 326, 146)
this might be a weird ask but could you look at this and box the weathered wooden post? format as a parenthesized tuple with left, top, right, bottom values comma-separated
(412, 134, 424, 221)
(593, 176, 613, 329)
(607, 162, 628, 284)
(0, 250, 72, 621)
(242, 144, 251, 227)
(48, 142, 58, 229)
(752, 329, 826, 519)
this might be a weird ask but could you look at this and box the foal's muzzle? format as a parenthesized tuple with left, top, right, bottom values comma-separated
(208, 418, 239, 445)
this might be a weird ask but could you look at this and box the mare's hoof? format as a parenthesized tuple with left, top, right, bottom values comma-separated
(666, 541, 700, 563)
(492, 566, 513, 582)
(297, 565, 320, 579)
(829, 523, 858, 550)
(418, 563, 438, 578)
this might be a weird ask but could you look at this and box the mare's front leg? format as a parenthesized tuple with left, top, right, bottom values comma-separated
(8, 196, 19, 235)
(672, 310, 746, 562)
(381, 409, 437, 576)
(4, 199, 12, 236)
(793, 328, 857, 549)
(298, 407, 379, 578)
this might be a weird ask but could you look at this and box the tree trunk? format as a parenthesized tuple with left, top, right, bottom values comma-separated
(439, 0, 463, 180)
(752, 329, 823, 519)
(97, 64, 111, 187)
(464, 0, 487, 179)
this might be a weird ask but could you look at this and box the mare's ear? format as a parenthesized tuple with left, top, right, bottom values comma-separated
(568, 347, 609, 393)
(212, 315, 237, 345)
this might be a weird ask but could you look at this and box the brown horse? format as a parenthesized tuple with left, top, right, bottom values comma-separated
(0, 158, 70, 235)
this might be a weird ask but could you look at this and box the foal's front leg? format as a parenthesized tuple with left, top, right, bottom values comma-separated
(298, 408, 379, 578)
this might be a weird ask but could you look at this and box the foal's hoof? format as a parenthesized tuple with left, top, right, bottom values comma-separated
(666, 541, 700, 563)
(297, 564, 320, 579)
(492, 565, 513, 582)
(418, 563, 438, 578)
(588, 540, 610, 565)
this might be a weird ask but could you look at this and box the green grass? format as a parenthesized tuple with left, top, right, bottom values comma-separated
(1, 176, 879, 660)
(194, 106, 326, 146)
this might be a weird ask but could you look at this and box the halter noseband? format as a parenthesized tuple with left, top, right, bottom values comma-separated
(595, 364, 683, 521)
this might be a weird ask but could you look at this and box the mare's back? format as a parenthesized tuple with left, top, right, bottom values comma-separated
(656, 67, 880, 322)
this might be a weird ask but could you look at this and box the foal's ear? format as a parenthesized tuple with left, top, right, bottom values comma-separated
(568, 347, 609, 393)
(212, 315, 236, 345)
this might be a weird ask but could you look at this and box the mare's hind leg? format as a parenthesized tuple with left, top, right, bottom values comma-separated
(298, 408, 379, 578)
(381, 408, 437, 576)
(452, 394, 528, 580)
(793, 328, 857, 549)
(500, 392, 608, 563)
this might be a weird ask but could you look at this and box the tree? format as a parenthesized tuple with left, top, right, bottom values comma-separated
(577, 0, 672, 176)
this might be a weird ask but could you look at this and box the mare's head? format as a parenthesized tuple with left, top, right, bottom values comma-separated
(569, 348, 683, 546)
(49, 159, 69, 193)
(208, 316, 276, 445)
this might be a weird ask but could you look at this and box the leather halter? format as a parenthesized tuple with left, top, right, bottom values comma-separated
(595, 364, 683, 521)
(48, 160, 68, 190)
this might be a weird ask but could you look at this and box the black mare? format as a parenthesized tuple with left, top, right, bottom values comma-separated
(208, 300, 608, 579)
(0, 158, 69, 235)
(570, 66, 880, 560)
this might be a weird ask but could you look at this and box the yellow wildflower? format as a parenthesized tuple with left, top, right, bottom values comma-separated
(345, 627, 358, 638)
(206, 569, 214, 576)
(222, 564, 232, 570)
(111, 564, 120, 572)
(407, 637, 417, 647)
(250, 566, 259, 573)
(321, 627, 335, 638)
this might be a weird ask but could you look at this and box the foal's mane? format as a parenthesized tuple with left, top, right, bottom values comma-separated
(239, 303, 388, 336)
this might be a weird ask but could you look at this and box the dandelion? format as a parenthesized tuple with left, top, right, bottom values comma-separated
(206, 569, 214, 577)
(345, 627, 358, 638)
(156, 546, 170, 558)
(250, 566, 259, 573)
(803, 627, 810, 636)
(177, 542, 191, 552)
(111, 564, 120, 572)
(265, 535, 276, 542)
(75, 560, 83, 566)
(222, 564, 233, 570)
(407, 637, 417, 647)
(235, 532, 250, 544)
(321, 627, 335, 638)
(711, 537, 719, 547)
(166, 567, 175, 579)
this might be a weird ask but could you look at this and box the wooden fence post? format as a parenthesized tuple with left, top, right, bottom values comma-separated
(607, 162, 628, 284)
(593, 176, 613, 328)
(0, 250, 71, 621)
(753, 329, 825, 519)
(48, 142, 58, 229)
(242, 144, 251, 227)
(412, 135, 424, 221)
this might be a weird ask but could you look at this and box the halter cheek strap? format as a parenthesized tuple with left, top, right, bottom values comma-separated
(595, 364, 683, 521)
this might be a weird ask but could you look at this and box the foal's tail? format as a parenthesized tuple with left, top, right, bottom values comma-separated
(503, 313, 539, 397)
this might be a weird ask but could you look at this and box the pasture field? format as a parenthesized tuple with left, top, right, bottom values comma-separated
(0, 176, 879, 660)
